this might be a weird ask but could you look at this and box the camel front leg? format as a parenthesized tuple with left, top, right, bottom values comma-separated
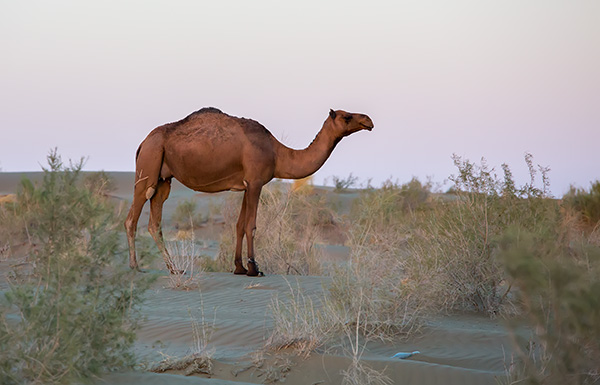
(233, 194, 248, 274)
(244, 182, 264, 277)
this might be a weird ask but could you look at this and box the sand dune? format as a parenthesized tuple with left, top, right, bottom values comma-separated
(94, 273, 515, 385)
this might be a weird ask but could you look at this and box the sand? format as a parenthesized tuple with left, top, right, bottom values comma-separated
(92, 272, 516, 385)
(0, 172, 521, 384)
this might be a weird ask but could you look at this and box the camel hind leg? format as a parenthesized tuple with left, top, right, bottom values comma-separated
(148, 178, 178, 273)
(125, 182, 148, 271)
(126, 131, 166, 271)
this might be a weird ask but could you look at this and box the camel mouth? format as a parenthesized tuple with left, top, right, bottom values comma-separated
(360, 123, 374, 131)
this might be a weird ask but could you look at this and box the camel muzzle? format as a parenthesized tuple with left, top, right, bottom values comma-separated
(359, 115, 374, 131)
(361, 123, 374, 131)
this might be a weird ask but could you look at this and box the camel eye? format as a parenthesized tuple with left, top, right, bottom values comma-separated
(343, 115, 352, 123)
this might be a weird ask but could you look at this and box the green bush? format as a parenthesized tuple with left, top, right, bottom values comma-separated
(499, 225, 600, 385)
(172, 198, 206, 230)
(0, 150, 152, 385)
(563, 181, 600, 229)
(406, 154, 556, 315)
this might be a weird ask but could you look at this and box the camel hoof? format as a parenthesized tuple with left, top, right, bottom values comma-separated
(247, 270, 264, 277)
(130, 264, 144, 273)
(234, 266, 248, 275)
(246, 260, 264, 277)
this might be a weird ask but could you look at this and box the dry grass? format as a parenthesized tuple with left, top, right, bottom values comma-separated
(151, 301, 216, 376)
(256, 356, 294, 384)
(0, 242, 10, 261)
(339, 155, 554, 318)
(218, 182, 328, 275)
(327, 252, 430, 340)
(164, 236, 204, 290)
(341, 359, 392, 385)
(0, 194, 16, 204)
(329, 182, 434, 340)
(265, 278, 332, 358)
(150, 353, 212, 376)
(231, 350, 295, 383)
(340, 289, 392, 385)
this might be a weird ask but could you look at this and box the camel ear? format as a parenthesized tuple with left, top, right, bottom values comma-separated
(329, 109, 337, 120)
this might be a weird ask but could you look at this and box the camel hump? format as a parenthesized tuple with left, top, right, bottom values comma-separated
(183, 107, 224, 121)
(135, 130, 165, 200)
(192, 107, 223, 115)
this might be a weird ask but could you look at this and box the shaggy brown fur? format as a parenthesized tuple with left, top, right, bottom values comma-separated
(125, 108, 373, 276)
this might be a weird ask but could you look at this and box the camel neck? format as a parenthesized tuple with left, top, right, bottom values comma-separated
(273, 124, 341, 180)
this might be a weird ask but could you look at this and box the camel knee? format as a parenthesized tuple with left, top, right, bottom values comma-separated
(245, 225, 256, 239)
(145, 186, 156, 200)
(125, 218, 136, 237)
(148, 222, 160, 238)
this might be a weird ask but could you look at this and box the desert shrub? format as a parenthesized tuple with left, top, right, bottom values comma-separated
(164, 237, 204, 290)
(151, 305, 215, 376)
(347, 178, 428, 255)
(172, 198, 206, 230)
(327, 256, 429, 340)
(217, 182, 328, 275)
(397, 177, 431, 213)
(341, 359, 392, 385)
(563, 181, 600, 229)
(83, 170, 117, 197)
(266, 279, 332, 357)
(499, 225, 600, 385)
(332, 173, 359, 193)
(214, 194, 243, 272)
(330, 179, 434, 339)
(406, 154, 556, 315)
(340, 290, 393, 385)
(0, 176, 38, 246)
(264, 274, 397, 383)
(0, 150, 152, 385)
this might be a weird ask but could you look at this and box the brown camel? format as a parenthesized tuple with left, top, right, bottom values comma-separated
(125, 107, 373, 276)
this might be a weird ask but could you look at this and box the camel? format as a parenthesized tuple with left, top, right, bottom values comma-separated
(125, 107, 374, 276)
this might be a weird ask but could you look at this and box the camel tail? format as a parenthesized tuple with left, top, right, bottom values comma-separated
(135, 144, 143, 161)
(134, 131, 164, 201)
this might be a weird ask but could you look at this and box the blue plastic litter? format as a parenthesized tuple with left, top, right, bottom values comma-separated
(391, 351, 420, 359)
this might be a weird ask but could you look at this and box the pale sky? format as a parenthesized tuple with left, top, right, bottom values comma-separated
(1, 0, 598, 196)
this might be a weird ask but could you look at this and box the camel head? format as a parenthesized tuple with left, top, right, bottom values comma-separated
(328, 109, 374, 138)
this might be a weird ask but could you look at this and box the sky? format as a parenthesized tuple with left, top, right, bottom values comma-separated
(1, 0, 598, 196)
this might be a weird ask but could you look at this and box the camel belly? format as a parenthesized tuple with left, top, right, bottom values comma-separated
(178, 171, 247, 193)
(163, 150, 247, 193)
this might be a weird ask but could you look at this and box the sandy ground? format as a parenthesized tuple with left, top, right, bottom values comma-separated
(93, 273, 517, 385)
(0, 172, 521, 384)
